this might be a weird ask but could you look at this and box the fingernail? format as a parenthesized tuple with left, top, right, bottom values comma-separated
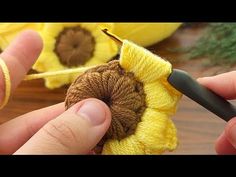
(197, 77, 208, 82)
(77, 100, 107, 125)
(196, 78, 203, 82)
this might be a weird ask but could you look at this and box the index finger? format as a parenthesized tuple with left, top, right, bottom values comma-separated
(197, 71, 236, 100)
(0, 30, 43, 104)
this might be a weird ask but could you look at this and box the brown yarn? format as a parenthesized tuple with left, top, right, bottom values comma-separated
(65, 60, 146, 152)
(54, 26, 95, 67)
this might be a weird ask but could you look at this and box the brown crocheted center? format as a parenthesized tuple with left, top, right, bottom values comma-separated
(65, 60, 146, 151)
(54, 26, 95, 67)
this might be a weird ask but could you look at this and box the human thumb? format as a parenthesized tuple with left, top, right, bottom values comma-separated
(224, 118, 236, 149)
(14, 98, 111, 154)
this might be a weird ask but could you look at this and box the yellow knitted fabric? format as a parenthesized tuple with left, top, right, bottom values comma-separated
(25, 39, 182, 154)
(102, 40, 182, 154)
(100, 23, 182, 47)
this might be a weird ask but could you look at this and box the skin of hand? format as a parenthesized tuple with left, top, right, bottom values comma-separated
(0, 30, 111, 155)
(198, 73, 236, 154)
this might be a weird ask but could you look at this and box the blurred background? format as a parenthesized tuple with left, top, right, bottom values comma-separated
(1, 22, 235, 154)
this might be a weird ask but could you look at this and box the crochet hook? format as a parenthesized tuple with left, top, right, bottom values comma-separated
(167, 69, 236, 122)
(101, 28, 236, 122)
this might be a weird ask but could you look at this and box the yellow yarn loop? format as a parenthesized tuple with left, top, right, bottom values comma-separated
(24, 66, 94, 80)
(0, 59, 11, 109)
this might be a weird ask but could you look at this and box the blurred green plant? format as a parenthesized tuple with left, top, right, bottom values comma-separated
(184, 23, 236, 65)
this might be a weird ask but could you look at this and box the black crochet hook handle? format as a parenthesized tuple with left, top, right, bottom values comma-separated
(167, 69, 236, 122)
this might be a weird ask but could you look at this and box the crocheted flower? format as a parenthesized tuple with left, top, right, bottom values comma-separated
(65, 40, 182, 155)
(0, 23, 43, 49)
(100, 23, 182, 47)
(33, 23, 118, 89)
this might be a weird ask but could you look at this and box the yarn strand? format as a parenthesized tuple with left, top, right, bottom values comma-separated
(24, 66, 94, 80)
(0, 59, 11, 109)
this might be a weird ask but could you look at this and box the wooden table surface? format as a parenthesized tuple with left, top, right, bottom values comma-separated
(0, 24, 233, 154)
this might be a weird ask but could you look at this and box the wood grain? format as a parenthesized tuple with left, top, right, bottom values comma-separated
(0, 24, 233, 154)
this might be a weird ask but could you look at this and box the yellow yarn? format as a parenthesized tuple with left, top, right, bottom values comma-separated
(25, 66, 94, 81)
(0, 59, 11, 109)
(102, 40, 182, 154)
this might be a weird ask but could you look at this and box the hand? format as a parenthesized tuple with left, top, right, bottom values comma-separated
(198, 72, 236, 154)
(0, 30, 111, 154)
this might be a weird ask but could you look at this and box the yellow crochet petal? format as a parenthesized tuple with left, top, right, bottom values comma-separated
(102, 135, 145, 155)
(40, 34, 57, 52)
(85, 24, 118, 59)
(0, 23, 29, 33)
(33, 53, 71, 89)
(44, 76, 71, 89)
(144, 82, 181, 115)
(120, 40, 172, 84)
(0, 23, 43, 49)
(101, 40, 181, 154)
(33, 51, 65, 72)
(135, 108, 178, 154)
(93, 43, 118, 61)
(0, 23, 42, 34)
(62, 23, 81, 27)
(80, 23, 98, 35)
(0, 37, 8, 50)
(33, 51, 73, 89)
(42, 23, 65, 38)
(101, 23, 181, 47)
(102, 108, 178, 155)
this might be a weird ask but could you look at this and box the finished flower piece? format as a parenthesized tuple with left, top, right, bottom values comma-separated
(33, 23, 118, 89)
(65, 40, 182, 154)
